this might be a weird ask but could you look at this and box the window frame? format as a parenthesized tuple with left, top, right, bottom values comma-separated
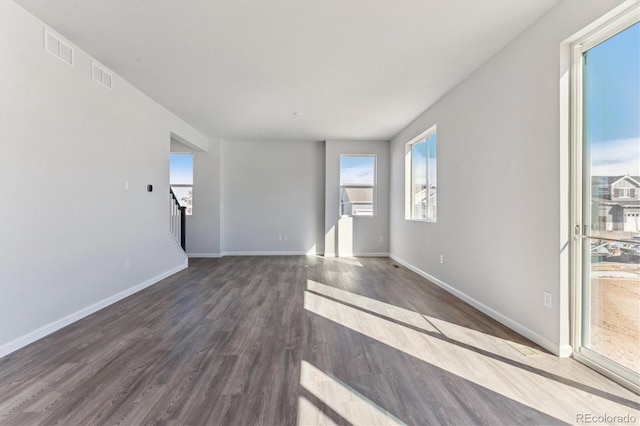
(570, 4, 640, 393)
(405, 125, 437, 223)
(169, 152, 194, 216)
(339, 154, 377, 218)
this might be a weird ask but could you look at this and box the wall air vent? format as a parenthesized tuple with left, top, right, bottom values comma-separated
(44, 29, 73, 66)
(92, 61, 113, 89)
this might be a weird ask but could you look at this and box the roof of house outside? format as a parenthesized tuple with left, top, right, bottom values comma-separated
(592, 176, 640, 186)
(341, 187, 373, 203)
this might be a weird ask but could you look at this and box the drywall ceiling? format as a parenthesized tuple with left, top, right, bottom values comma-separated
(17, 0, 558, 142)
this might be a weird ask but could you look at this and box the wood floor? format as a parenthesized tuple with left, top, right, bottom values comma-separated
(0, 256, 638, 425)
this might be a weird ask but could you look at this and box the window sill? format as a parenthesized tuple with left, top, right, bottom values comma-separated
(406, 218, 437, 223)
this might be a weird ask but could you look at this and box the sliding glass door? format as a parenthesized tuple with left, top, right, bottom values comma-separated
(573, 9, 639, 391)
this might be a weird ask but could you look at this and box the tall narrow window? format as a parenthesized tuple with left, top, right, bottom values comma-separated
(170, 153, 193, 215)
(340, 155, 376, 216)
(572, 7, 639, 391)
(406, 126, 437, 221)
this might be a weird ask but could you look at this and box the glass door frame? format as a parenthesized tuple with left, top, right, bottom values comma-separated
(570, 4, 640, 394)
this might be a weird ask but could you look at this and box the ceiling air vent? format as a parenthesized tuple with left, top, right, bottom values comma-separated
(92, 61, 113, 89)
(44, 29, 73, 66)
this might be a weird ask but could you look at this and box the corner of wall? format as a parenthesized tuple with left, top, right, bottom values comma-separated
(0, 262, 187, 359)
(389, 254, 566, 357)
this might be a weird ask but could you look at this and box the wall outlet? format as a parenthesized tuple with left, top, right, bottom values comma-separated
(379, 236, 384, 242)
(283, 235, 288, 241)
(440, 254, 444, 264)
(124, 180, 129, 190)
(125, 259, 130, 270)
(277, 235, 282, 241)
(544, 291, 552, 308)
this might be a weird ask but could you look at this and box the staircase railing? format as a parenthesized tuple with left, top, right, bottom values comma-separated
(170, 188, 186, 250)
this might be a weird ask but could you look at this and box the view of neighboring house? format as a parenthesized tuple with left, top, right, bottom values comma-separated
(339, 155, 376, 216)
(413, 184, 437, 220)
(592, 175, 640, 232)
(340, 181, 438, 219)
(340, 184, 373, 216)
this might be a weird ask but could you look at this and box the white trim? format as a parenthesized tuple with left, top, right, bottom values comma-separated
(390, 254, 567, 357)
(579, 3, 640, 51)
(339, 154, 377, 218)
(187, 253, 222, 258)
(168, 231, 188, 261)
(405, 124, 438, 147)
(320, 253, 389, 258)
(0, 262, 188, 359)
(569, 2, 640, 389)
(211, 251, 387, 258)
(570, 30, 586, 356)
(405, 124, 438, 222)
(572, 351, 640, 394)
(221, 251, 311, 256)
(558, 344, 573, 357)
(406, 218, 437, 224)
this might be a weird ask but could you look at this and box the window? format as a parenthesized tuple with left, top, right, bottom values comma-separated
(340, 155, 375, 216)
(405, 126, 437, 221)
(170, 153, 193, 215)
(614, 188, 632, 198)
(571, 6, 639, 390)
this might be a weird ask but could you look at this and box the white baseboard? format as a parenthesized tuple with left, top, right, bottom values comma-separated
(221, 251, 310, 256)
(187, 253, 222, 258)
(558, 344, 573, 357)
(0, 262, 188, 359)
(323, 252, 389, 258)
(188, 252, 388, 259)
(169, 231, 188, 261)
(390, 254, 566, 357)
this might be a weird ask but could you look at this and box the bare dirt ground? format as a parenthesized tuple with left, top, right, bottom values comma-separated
(590, 261, 640, 372)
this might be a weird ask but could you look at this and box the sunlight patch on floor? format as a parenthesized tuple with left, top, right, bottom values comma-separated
(422, 314, 546, 358)
(307, 279, 543, 358)
(314, 257, 363, 267)
(303, 288, 640, 423)
(307, 279, 439, 334)
(297, 395, 338, 426)
(298, 360, 404, 426)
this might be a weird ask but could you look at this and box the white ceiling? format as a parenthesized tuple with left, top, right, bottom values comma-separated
(17, 0, 558, 142)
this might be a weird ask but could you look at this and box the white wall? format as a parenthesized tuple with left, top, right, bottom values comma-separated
(170, 138, 221, 256)
(389, 0, 623, 356)
(221, 140, 325, 255)
(325, 140, 390, 256)
(0, 1, 208, 356)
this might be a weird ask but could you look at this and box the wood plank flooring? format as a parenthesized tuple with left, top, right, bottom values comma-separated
(0, 256, 638, 425)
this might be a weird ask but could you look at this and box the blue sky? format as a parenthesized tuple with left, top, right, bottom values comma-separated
(585, 22, 639, 176)
(170, 154, 193, 185)
(340, 156, 375, 185)
(411, 135, 437, 186)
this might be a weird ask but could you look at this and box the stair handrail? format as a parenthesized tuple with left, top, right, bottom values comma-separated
(169, 187, 186, 251)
